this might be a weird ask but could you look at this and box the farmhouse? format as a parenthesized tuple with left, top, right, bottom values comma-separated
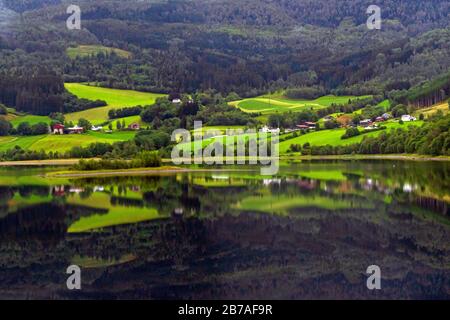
(91, 125, 103, 131)
(128, 123, 141, 130)
(304, 122, 317, 129)
(360, 119, 372, 127)
(68, 125, 84, 134)
(261, 125, 280, 134)
(375, 116, 385, 122)
(382, 113, 391, 120)
(52, 123, 65, 135)
(172, 98, 182, 104)
(401, 115, 417, 122)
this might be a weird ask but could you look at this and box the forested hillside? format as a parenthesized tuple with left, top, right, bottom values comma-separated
(0, 0, 449, 115)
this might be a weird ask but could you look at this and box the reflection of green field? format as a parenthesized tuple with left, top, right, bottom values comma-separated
(235, 194, 364, 214)
(68, 206, 160, 233)
(112, 189, 143, 200)
(7, 194, 52, 213)
(0, 174, 67, 186)
(298, 170, 346, 181)
(191, 177, 246, 187)
(67, 192, 160, 233)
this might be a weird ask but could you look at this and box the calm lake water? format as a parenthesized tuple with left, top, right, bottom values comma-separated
(0, 161, 449, 299)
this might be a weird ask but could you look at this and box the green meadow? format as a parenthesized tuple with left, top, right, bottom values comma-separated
(230, 94, 372, 115)
(65, 83, 166, 125)
(9, 115, 52, 127)
(66, 45, 132, 59)
(0, 131, 135, 153)
(278, 121, 424, 153)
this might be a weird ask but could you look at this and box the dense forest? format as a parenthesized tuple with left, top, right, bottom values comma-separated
(0, 0, 449, 115)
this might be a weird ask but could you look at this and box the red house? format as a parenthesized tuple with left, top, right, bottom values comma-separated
(128, 123, 140, 130)
(52, 124, 65, 135)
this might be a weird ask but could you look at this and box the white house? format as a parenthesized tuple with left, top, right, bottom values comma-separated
(401, 115, 416, 122)
(172, 98, 182, 104)
(261, 126, 280, 134)
(91, 126, 103, 131)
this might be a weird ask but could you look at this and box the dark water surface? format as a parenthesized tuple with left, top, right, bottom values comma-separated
(0, 161, 449, 299)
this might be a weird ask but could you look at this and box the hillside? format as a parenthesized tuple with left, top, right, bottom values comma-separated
(230, 94, 372, 114)
(0, 131, 135, 153)
(64, 83, 166, 125)
(0, 0, 449, 103)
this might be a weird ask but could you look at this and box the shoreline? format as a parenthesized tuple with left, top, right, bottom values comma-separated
(0, 154, 449, 168)
(280, 154, 450, 162)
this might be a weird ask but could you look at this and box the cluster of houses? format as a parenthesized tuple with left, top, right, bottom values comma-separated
(359, 114, 416, 130)
(260, 112, 418, 134)
(52, 122, 141, 135)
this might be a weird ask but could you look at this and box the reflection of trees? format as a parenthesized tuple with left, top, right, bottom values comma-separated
(3, 207, 446, 300)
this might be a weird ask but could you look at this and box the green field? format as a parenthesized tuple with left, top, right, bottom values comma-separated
(0, 131, 135, 153)
(105, 115, 150, 130)
(414, 101, 449, 118)
(9, 115, 51, 127)
(67, 45, 132, 59)
(65, 83, 166, 125)
(278, 121, 424, 153)
(230, 94, 371, 115)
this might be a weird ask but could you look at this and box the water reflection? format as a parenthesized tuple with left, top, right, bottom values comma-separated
(0, 161, 449, 299)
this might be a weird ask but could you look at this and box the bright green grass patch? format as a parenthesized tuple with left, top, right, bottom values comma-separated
(9, 115, 51, 127)
(231, 94, 372, 115)
(104, 115, 150, 130)
(279, 121, 424, 153)
(65, 83, 166, 125)
(28, 131, 135, 153)
(377, 99, 391, 109)
(0, 131, 135, 153)
(67, 45, 132, 59)
(0, 135, 46, 152)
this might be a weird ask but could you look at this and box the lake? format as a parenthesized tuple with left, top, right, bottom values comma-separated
(0, 160, 449, 299)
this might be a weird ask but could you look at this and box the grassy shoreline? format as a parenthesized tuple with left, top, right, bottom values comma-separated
(0, 153, 449, 169)
(280, 154, 450, 162)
